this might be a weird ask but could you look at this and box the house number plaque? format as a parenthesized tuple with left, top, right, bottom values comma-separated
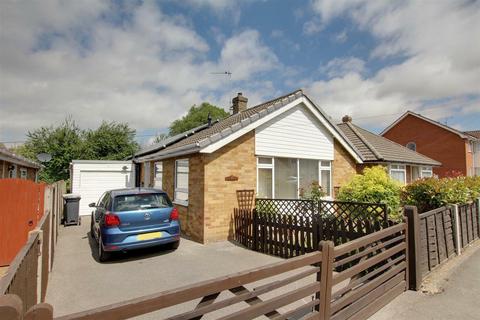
(225, 175, 239, 181)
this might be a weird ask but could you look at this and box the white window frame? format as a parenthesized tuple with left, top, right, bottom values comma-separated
(154, 161, 163, 189)
(389, 164, 406, 184)
(256, 157, 275, 198)
(420, 166, 433, 178)
(8, 164, 17, 178)
(319, 161, 332, 198)
(174, 159, 189, 206)
(256, 157, 332, 199)
(20, 168, 28, 179)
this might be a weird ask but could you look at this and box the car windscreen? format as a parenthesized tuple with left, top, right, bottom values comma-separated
(113, 193, 172, 212)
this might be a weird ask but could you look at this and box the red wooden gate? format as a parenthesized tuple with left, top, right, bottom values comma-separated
(0, 179, 46, 266)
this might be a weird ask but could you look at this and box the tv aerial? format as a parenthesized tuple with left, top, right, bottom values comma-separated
(210, 71, 232, 76)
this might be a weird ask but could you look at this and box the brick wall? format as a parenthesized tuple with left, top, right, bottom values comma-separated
(161, 154, 205, 242)
(383, 114, 467, 177)
(332, 139, 357, 191)
(0, 160, 38, 181)
(203, 131, 256, 243)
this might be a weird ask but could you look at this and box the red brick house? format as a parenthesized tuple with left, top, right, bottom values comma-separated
(0, 148, 41, 181)
(133, 91, 439, 243)
(382, 111, 479, 177)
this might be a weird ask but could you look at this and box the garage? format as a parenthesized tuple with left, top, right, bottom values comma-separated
(70, 160, 135, 216)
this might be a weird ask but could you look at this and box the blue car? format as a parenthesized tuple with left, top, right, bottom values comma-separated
(89, 188, 180, 262)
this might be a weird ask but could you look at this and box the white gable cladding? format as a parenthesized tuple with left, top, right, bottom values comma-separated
(255, 104, 334, 160)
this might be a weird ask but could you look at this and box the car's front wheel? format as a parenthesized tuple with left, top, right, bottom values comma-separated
(98, 235, 110, 262)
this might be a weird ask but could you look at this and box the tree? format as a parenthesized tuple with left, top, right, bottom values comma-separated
(169, 102, 228, 136)
(81, 121, 139, 160)
(152, 133, 169, 144)
(19, 118, 83, 183)
(17, 118, 139, 183)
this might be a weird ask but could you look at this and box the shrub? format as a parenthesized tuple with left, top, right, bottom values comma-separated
(337, 166, 402, 222)
(299, 181, 326, 202)
(403, 176, 480, 212)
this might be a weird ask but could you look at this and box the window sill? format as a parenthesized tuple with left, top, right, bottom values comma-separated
(173, 200, 189, 207)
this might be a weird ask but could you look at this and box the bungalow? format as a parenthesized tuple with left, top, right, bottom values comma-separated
(0, 148, 41, 181)
(337, 115, 441, 186)
(133, 90, 439, 243)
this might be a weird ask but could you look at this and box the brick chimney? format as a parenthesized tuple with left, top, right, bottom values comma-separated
(342, 115, 352, 123)
(232, 92, 248, 114)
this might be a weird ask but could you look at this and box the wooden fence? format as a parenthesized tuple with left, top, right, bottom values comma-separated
(405, 198, 480, 290)
(0, 179, 46, 266)
(0, 181, 66, 311)
(0, 223, 408, 320)
(234, 199, 389, 258)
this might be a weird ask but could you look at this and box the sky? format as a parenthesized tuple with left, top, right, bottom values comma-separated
(1, 0, 479, 146)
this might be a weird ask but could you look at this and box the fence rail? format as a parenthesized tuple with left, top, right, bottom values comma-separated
(0, 223, 408, 320)
(234, 199, 389, 258)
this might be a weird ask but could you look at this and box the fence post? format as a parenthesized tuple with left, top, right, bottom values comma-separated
(404, 206, 421, 290)
(252, 209, 258, 251)
(0, 294, 23, 320)
(318, 240, 334, 320)
(477, 198, 480, 236)
(35, 230, 43, 304)
(452, 204, 462, 255)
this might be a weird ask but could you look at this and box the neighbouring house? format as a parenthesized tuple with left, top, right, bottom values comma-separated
(337, 115, 441, 187)
(70, 160, 135, 216)
(0, 148, 41, 181)
(132, 90, 439, 243)
(381, 111, 479, 177)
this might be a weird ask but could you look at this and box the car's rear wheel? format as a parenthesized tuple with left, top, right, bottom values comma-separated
(98, 235, 110, 262)
(90, 214, 94, 238)
(168, 240, 180, 250)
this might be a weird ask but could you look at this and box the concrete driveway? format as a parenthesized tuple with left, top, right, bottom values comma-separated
(45, 216, 315, 319)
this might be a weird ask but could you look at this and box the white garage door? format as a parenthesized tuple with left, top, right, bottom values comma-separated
(78, 170, 133, 216)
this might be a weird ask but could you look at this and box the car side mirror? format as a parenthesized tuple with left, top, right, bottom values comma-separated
(88, 202, 97, 208)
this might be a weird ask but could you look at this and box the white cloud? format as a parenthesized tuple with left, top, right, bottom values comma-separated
(303, 19, 324, 35)
(320, 57, 366, 78)
(219, 30, 279, 80)
(333, 30, 348, 43)
(0, 1, 279, 142)
(307, 0, 480, 128)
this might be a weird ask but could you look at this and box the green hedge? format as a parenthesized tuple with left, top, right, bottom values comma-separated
(403, 176, 480, 212)
(337, 166, 403, 221)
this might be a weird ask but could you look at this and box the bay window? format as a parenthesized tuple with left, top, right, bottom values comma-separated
(174, 159, 189, 204)
(256, 157, 331, 199)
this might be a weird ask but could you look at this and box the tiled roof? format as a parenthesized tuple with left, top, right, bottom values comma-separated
(0, 148, 42, 169)
(133, 122, 217, 158)
(464, 130, 480, 139)
(161, 89, 304, 151)
(138, 89, 309, 161)
(337, 122, 441, 166)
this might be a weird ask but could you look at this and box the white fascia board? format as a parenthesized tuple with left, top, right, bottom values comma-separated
(200, 96, 363, 164)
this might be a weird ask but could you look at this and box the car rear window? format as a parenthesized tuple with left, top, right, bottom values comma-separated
(113, 193, 172, 212)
